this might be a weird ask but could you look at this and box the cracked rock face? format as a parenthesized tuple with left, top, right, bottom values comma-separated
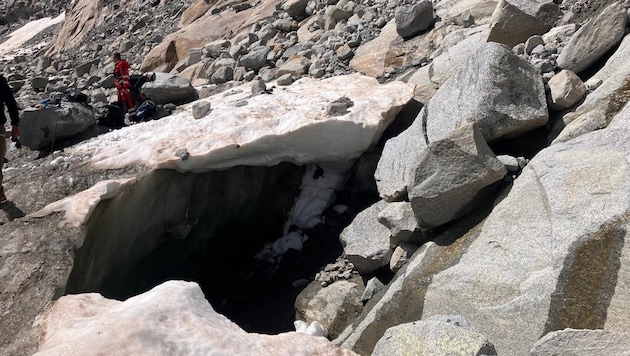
(419, 103, 630, 355)
(425, 42, 548, 143)
(408, 123, 506, 229)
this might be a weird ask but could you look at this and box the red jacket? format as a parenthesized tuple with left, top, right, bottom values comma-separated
(114, 59, 131, 89)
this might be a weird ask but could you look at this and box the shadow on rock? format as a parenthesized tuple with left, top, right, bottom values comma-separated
(1, 201, 26, 222)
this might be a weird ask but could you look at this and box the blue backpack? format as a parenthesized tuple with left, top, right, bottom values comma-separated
(136, 100, 156, 121)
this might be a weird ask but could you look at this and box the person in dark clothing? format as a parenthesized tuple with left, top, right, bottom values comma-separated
(129, 72, 157, 122)
(129, 72, 155, 107)
(0, 74, 20, 203)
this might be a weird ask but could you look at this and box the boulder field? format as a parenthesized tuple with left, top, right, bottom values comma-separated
(1, 0, 630, 355)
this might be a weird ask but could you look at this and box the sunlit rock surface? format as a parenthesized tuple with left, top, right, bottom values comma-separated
(420, 102, 630, 355)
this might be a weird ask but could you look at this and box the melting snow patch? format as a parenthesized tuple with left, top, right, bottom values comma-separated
(29, 178, 137, 229)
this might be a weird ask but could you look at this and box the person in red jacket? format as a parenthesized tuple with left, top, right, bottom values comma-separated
(113, 52, 137, 121)
(0, 74, 20, 203)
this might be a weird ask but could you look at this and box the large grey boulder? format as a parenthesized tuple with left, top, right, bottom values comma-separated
(349, 19, 477, 80)
(425, 42, 548, 142)
(553, 34, 630, 144)
(277, 74, 295, 86)
(141, 72, 196, 105)
(294, 280, 364, 339)
(374, 108, 427, 202)
(20, 103, 96, 150)
(408, 123, 506, 229)
(486, 0, 561, 48)
(394, 1, 434, 39)
(531, 329, 630, 356)
(407, 27, 487, 104)
(283, 0, 310, 20)
(336, 213, 487, 355)
(340, 100, 630, 356)
(420, 102, 630, 355)
(547, 69, 587, 111)
(372, 318, 497, 356)
(556, 2, 627, 74)
(340, 201, 392, 274)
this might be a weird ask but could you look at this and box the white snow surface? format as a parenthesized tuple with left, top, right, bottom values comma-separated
(34, 280, 357, 355)
(71, 74, 414, 172)
(286, 162, 353, 229)
(0, 13, 65, 58)
(29, 178, 137, 228)
(294, 320, 327, 337)
(32, 74, 412, 228)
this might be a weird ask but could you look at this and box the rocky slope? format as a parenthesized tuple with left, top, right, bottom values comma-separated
(1, 0, 630, 355)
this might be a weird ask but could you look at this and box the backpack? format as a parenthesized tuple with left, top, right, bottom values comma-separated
(136, 100, 156, 121)
(66, 90, 89, 103)
(98, 104, 125, 129)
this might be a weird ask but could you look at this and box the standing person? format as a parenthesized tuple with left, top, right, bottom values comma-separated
(0, 74, 19, 203)
(112, 52, 137, 121)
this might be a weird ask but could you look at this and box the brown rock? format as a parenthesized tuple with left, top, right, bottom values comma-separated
(141, 0, 279, 73)
(46, 0, 117, 55)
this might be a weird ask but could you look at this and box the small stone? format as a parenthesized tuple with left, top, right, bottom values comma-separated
(251, 79, 267, 95)
(277, 74, 295, 86)
(530, 44, 548, 57)
(585, 78, 603, 91)
(496, 155, 520, 172)
(512, 44, 525, 56)
(461, 11, 474, 28)
(361, 277, 385, 302)
(525, 35, 545, 55)
(336, 44, 353, 60)
(175, 148, 189, 161)
(327, 96, 354, 115)
(192, 101, 212, 119)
